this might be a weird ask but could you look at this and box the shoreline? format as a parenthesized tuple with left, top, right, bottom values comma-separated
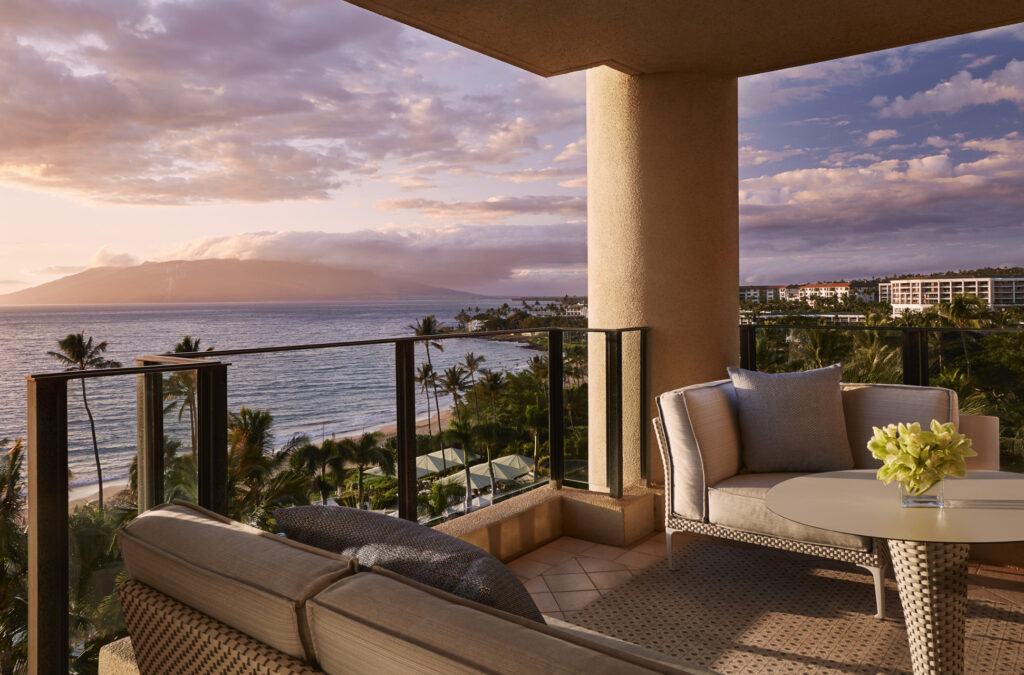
(66, 408, 456, 511)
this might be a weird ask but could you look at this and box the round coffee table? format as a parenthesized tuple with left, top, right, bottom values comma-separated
(766, 470, 1024, 675)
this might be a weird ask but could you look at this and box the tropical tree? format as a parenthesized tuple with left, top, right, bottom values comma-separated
(463, 352, 485, 419)
(416, 480, 464, 521)
(439, 366, 469, 422)
(0, 439, 27, 675)
(227, 407, 280, 521)
(410, 316, 447, 434)
(415, 363, 436, 436)
(443, 419, 476, 512)
(934, 294, 990, 377)
(477, 369, 505, 494)
(48, 333, 123, 508)
(338, 432, 393, 510)
(164, 336, 213, 455)
(287, 436, 346, 505)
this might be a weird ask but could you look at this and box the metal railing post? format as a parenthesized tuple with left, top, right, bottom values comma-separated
(27, 376, 69, 675)
(197, 364, 228, 514)
(639, 328, 649, 481)
(135, 368, 164, 512)
(902, 328, 929, 386)
(740, 324, 758, 371)
(605, 331, 623, 499)
(547, 329, 564, 487)
(395, 341, 418, 521)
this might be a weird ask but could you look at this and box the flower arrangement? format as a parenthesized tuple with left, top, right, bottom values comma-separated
(868, 420, 976, 496)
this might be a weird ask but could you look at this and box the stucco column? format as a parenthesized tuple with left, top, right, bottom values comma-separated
(586, 67, 738, 490)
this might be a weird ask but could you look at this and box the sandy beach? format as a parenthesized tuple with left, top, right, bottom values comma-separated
(66, 408, 455, 511)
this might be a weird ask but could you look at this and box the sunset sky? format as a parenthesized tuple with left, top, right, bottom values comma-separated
(2, 1, 1023, 295)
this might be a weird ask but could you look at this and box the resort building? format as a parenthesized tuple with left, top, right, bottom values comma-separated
(880, 277, 1024, 315)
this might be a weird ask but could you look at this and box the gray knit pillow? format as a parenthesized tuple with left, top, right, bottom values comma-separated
(274, 505, 543, 623)
(727, 364, 854, 473)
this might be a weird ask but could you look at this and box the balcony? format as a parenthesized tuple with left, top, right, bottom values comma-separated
(10, 323, 1024, 673)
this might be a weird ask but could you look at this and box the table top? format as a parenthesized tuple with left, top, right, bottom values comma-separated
(766, 470, 1024, 543)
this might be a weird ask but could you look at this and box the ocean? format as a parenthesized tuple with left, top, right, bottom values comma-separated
(0, 300, 536, 489)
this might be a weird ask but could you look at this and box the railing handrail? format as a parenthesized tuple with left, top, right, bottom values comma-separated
(742, 322, 1024, 334)
(164, 326, 646, 359)
(27, 360, 228, 381)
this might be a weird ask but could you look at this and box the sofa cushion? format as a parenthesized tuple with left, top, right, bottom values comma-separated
(708, 473, 871, 551)
(306, 569, 705, 674)
(727, 365, 855, 473)
(117, 500, 357, 661)
(841, 383, 958, 469)
(657, 380, 741, 520)
(275, 504, 543, 622)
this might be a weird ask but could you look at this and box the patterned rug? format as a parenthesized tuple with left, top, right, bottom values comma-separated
(570, 537, 1024, 674)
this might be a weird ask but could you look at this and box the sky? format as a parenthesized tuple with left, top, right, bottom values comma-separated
(1, 1, 1023, 295)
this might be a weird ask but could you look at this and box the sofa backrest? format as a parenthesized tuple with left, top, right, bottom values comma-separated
(307, 567, 703, 674)
(117, 500, 358, 662)
(840, 383, 958, 468)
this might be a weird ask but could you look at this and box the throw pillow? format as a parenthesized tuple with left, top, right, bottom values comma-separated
(274, 505, 544, 623)
(726, 364, 854, 473)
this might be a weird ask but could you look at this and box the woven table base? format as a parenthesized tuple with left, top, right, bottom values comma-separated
(887, 540, 970, 675)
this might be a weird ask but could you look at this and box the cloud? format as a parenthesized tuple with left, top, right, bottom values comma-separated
(876, 59, 1024, 118)
(739, 145, 804, 166)
(0, 279, 25, 286)
(90, 246, 139, 267)
(163, 224, 586, 294)
(554, 137, 585, 162)
(488, 166, 585, 183)
(963, 54, 997, 70)
(739, 132, 1024, 281)
(862, 129, 900, 146)
(739, 51, 905, 117)
(376, 195, 586, 223)
(0, 0, 583, 204)
(32, 265, 87, 276)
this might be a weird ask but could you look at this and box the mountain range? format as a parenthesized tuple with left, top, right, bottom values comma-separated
(0, 259, 478, 305)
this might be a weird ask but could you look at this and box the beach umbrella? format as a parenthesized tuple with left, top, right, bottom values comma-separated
(416, 447, 478, 473)
(491, 454, 533, 477)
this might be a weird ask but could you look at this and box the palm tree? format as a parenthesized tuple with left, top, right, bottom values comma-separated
(463, 352, 486, 420)
(164, 335, 213, 455)
(439, 365, 469, 422)
(338, 432, 393, 510)
(287, 435, 345, 505)
(409, 316, 447, 435)
(936, 294, 989, 377)
(227, 407, 280, 521)
(0, 439, 27, 675)
(48, 333, 122, 508)
(443, 419, 475, 512)
(416, 480, 465, 521)
(477, 369, 505, 494)
(415, 363, 436, 436)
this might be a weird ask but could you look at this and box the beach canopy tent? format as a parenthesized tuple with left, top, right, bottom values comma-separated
(367, 447, 479, 479)
(441, 455, 534, 490)
(491, 454, 534, 474)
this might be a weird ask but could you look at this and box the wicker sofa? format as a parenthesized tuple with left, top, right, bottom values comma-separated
(654, 380, 999, 620)
(102, 500, 711, 674)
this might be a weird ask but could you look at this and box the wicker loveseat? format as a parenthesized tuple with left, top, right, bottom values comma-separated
(654, 379, 999, 620)
(102, 500, 711, 674)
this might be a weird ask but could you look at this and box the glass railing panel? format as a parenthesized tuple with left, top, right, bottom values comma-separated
(65, 373, 137, 673)
(415, 331, 549, 524)
(563, 329, 590, 488)
(747, 324, 903, 384)
(159, 367, 199, 505)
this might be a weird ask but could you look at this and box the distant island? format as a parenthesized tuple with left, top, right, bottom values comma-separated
(0, 259, 479, 305)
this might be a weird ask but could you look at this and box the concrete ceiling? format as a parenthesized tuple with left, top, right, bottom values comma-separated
(345, 0, 1024, 77)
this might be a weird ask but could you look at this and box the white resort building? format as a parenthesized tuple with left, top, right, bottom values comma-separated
(880, 277, 1024, 315)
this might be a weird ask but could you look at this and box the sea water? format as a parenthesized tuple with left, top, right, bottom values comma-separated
(0, 300, 536, 489)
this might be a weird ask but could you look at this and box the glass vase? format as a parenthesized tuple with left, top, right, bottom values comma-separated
(900, 480, 945, 508)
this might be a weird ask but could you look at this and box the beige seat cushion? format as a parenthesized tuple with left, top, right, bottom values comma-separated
(708, 474, 871, 551)
(307, 569, 705, 674)
(117, 500, 357, 661)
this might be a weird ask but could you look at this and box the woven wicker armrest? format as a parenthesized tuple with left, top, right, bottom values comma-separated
(119, 579, 320, 675)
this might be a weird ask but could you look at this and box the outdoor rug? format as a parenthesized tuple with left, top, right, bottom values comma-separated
(570, 537, 1024, 674)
